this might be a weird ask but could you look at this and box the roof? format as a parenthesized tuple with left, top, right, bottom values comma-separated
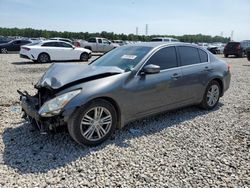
(128, 41, 183, 48)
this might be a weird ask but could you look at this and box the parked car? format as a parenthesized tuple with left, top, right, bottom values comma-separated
(0, 36, 11, 44)
(0, 39, 32, 53)
(223, 40, 250, 58)
(49, 37, 73, 44)
(150, 37, 179, 42)
(18, 42, 231, 146)
(76, 37, 119, 52)
(246, 47, 250, 61)
(112, 40, 125, 46)
(19, 40, 91, 63)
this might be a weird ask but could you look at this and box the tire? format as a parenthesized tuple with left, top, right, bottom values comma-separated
(200, 80, 221, 110)
(68, 99, 117, 146)
(224, 54, 228, 58)
(247, 52, 250, 61)
(80, 52, 89, 62)
(238, 52, 243, 58)
(1, 48, 8, 54)
(38, 53, 50, 63)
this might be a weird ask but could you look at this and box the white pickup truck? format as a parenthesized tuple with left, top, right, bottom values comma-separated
(74, 37, 119, 52)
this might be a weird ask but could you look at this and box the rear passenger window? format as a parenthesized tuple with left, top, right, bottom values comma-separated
(146, 47, 178, 70)
(178, 46, 200, 66)
(42, 42, 57, 47)
(199, 49, 208, 62)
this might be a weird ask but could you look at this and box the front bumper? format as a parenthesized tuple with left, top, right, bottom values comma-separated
(20, 95, 40, 121)
(18, 91, 66, 133)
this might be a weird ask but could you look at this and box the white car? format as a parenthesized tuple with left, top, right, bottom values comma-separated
(20, 40, 92, 63)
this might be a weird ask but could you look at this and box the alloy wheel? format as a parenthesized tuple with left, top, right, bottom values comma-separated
(1, 48, 8, 54)
(80, 107, 112, 141)
(39, 54, 49, 63)
(207, 85, 220, 107)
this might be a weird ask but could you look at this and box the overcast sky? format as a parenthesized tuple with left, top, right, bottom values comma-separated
(0, 0, 249, 40)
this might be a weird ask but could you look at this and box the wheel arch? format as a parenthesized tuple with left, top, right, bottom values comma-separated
(76, 96, 122, 129)
(38, 52, 51, 60)
(207, 77, 224, 97)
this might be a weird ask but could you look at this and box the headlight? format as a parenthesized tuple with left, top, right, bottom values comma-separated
(39, 90, 81, 117)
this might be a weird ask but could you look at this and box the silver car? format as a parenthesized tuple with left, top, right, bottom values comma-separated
(19, 42, 231, 146)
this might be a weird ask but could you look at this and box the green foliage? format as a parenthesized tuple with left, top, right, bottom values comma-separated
(0, 27, 230, 43)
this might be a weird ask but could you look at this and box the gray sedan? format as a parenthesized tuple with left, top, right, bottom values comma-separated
(19, 42, 231, 146)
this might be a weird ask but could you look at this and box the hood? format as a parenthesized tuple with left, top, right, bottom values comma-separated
(36, 63, 124, 90)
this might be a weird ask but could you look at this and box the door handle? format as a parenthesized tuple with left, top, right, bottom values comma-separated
(171, 73, 181, 80)
(203, 66, 213, 71)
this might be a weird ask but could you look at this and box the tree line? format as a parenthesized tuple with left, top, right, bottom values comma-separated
(0, 27, 230, 43)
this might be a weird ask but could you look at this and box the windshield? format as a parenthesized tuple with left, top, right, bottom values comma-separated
(91, 46, 152, 71)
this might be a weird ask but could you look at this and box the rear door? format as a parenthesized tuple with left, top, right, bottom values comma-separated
(177, 46, 211, 102)
(41, 42, 61, 60)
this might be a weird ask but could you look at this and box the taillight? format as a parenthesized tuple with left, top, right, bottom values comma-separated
(22, 47, 30, 51)
(236, 44, 240, 50)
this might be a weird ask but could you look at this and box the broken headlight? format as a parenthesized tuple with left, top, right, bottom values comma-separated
(38, 90, 81, 117)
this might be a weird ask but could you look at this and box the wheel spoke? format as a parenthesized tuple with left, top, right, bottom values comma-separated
(94, 107, 103, 120)
(83, 125, 95, 139)
(98, 125, 107, 136)
(81, 114, 94, 125)
(100, 115, 112, 125)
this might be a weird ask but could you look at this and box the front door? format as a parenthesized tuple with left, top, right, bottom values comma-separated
(124, 46, 186, 118)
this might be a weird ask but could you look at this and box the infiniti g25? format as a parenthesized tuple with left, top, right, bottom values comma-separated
(19, 42, 231, 146)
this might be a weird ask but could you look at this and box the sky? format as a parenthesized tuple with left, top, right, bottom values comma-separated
(0, 0, 249, 41)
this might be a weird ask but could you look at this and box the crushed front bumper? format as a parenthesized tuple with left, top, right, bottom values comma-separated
(18, 90, 64, 134)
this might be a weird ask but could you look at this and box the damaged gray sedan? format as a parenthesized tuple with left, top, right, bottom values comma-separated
(19, 42, 231, 146)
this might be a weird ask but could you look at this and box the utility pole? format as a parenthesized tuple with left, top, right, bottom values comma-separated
(220, 31, 223, 37)
(230, 31, 234, 41)
(145, 24, 148, 36)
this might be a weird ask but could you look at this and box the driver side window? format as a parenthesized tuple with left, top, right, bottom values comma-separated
(13, 40, 21, 45)
(145, 46, 178, 70)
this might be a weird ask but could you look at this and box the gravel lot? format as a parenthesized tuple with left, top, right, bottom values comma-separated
(0, 54, 249, 187)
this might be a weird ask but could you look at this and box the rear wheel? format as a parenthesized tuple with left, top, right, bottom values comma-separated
(200, 80, 221, 110)
(80, 52, 89, 62)
(224, 54, 228, 58)
(68, 99, 117, 146)
(38, 53, 50, 63)
(238, 52, 243, 58)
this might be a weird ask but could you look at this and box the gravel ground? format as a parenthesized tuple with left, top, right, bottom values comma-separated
(0, 54, 249, 187)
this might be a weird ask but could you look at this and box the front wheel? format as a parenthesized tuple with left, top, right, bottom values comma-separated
(68, 99, 117, 146)
(200, 80, 221, 110)
(80, 52, 89, 62)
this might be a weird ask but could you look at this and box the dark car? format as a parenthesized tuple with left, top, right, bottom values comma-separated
(223, 40, 250, 58)
(0, 36, 11, 44)
(0, 39, 32, 53)
(246, 47, 250, 61)
(18, 42, 231, 146)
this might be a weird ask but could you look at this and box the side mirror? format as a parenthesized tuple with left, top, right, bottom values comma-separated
(141, 64, 160, 74)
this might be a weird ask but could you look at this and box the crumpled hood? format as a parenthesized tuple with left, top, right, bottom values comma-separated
(36, 63, 124, 90)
